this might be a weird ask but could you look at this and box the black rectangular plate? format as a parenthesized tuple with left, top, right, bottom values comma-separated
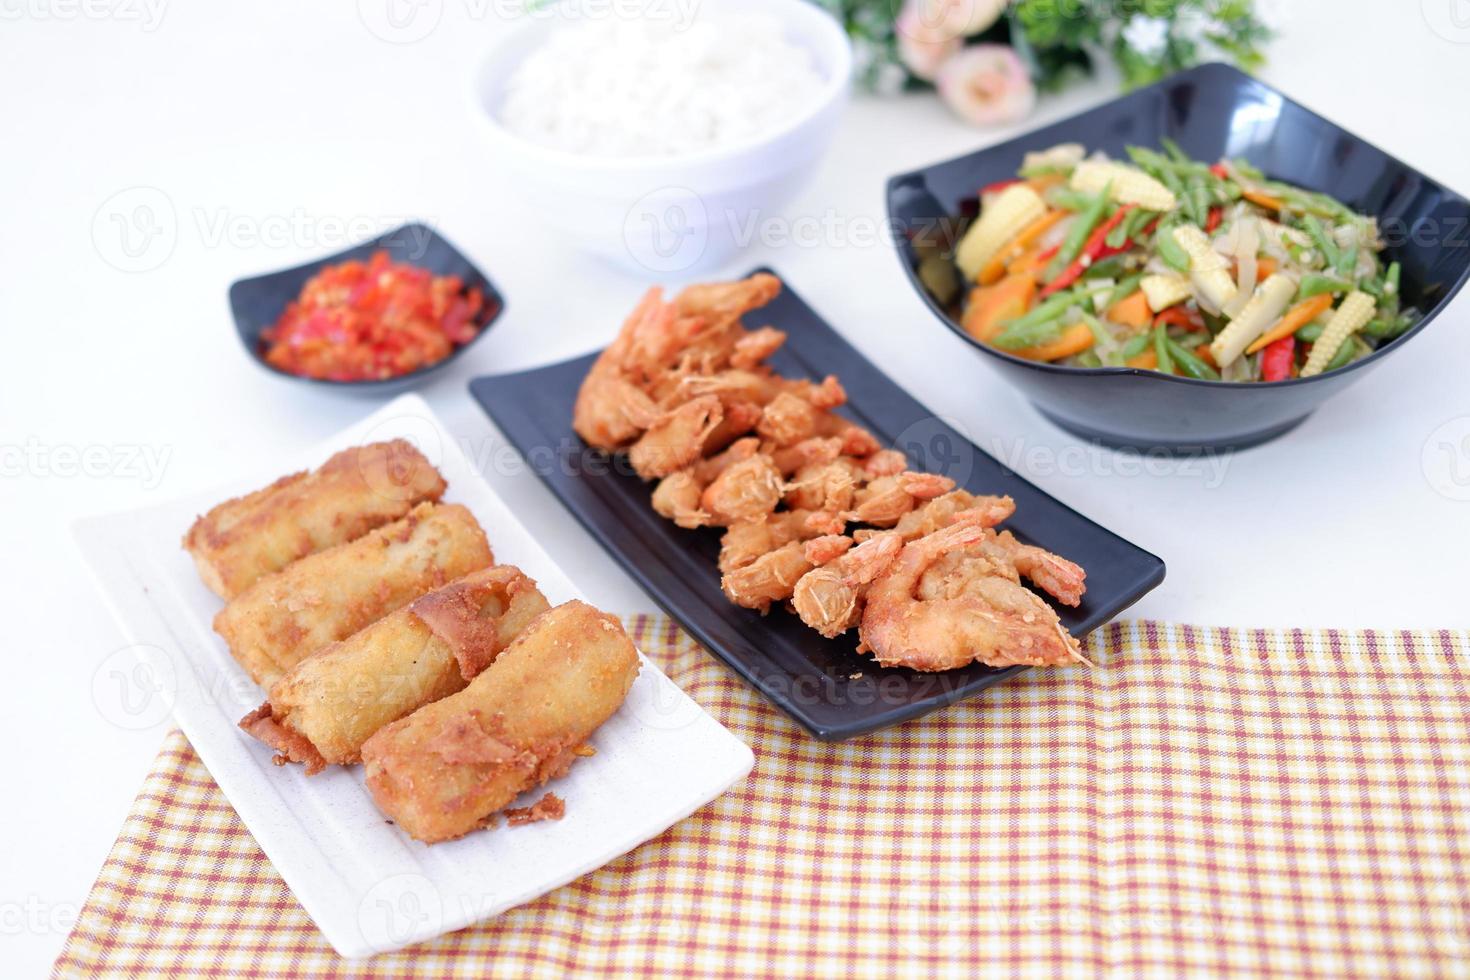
(469, 271, 1165, 740)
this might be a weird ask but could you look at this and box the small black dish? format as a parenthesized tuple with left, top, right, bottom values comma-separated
(887, 62, 1470, 452)
(469, 269, 1165, 740)
(228, 222, 504, 396)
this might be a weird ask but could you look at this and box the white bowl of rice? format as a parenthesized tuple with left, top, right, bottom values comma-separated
(472, 0, 853, 276)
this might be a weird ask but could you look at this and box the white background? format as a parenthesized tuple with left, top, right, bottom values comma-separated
(4, 1, 1469, 973)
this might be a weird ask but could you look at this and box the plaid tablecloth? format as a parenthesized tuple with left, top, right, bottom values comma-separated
(54, 617, 1470, 979)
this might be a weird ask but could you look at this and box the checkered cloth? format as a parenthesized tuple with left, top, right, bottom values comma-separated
(55, 617, 1470, 978)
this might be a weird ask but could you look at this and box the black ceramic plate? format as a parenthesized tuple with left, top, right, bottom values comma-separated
(229, 222, 505, 396)
(469, 270, 1165, 740)
(888, 63, 1470, 451)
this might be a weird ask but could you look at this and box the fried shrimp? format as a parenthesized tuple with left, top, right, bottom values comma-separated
(628, 395, 724, 479)
(792, 531, 903, 638)
(885, 491, 1017, 540)
(700, 453, 783, 525)
(721, 540, 815, 611)
(576, 273, 1089, 670)
(860, 521, 1082, 671)
(846, 471, 956, 527)
(718, 510, 822, 573)
(991, 530, 1087, 607)
(651, 470, 709, 528)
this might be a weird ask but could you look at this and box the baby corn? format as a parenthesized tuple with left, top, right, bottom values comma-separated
(955, 184, 1047, 282)
(1301, 291, 1376, 377)
(1139, 273, 1192, 313)
(1173, 224, 1237, 312)
(1070, 160, 1178, 213)
(1209, 273, 1298, 369)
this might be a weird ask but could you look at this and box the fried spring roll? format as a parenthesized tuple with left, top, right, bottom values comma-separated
(362, 601, 640, 843)
(239, 565, 550, 773)
(184, 440, 446, 599)
(214, 502, 491, 688)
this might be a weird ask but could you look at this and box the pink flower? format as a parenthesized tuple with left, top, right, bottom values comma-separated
(895, 2, 962, 82)
(895, 0, 1007, 81)
(936, 44, 1036, 127)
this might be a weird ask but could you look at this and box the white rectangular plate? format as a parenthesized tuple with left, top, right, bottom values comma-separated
(74, 394, 754, 959)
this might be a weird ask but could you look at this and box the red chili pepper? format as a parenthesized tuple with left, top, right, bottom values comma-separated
(1039, 205, 1136, 298)
(1209, 163, 1229, 179)
(1205, 206, 1223, 233)
(1153, 306, 1203, 331)
(979, 177, 1022, 197)
(1035, 243, 1060, 264)
(1261, 335, 1296, 382)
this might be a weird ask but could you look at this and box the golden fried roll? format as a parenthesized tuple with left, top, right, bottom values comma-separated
(214, 502, 491, 688)
(362, 601, 640, 843)
(239, 566, 550, 773)
(183, 440, 446, 599)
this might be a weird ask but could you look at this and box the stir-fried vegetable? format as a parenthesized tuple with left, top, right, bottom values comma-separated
(939, 140, 1422, 382)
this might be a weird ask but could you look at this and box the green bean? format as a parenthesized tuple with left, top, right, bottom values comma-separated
(1164, 337, 1221, 380)
(1385, 261, 1401, 296)
(992, 288, 1087, 348)
(1296, 274, 1353, 301)
(1082, 255, 1129, 281)
(1231, 158, 1265, 181)
(1046, 187, 1094, 211)
(1155, 221, 1191, 272)
(1302, 215, 1339, 268)
(1153, 325, 1174, 374)
(1103, 272, 1146, 312)
(1120, 333, 1152, 359)
(1046, 183, 1111, 279)
(1080, 311, 1111, 345)
(1105, 213, 1133, 249)
(1363, 311, 1416, 340)
(1188, 180, 1212, 227)
(1334, 244, 1359, 278)
(1076, 351, 1104, 368)
(1324, 335, 1360, 371)
(1019, 162, 1069, 179)
(1161, 137, 1189, 164)
(1295, 321, 1325, 342)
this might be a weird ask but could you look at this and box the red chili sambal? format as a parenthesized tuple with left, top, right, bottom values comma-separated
(261, 251, 485, 381)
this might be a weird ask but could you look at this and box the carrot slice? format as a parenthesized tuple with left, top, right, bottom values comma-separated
(1242, 188, 1286, 211)
(978, 209, 1067, 285)
(1009, 322, 1095, 362)
(1244, 292, 1335, 355)
(1194, 343, 1217, 369)
(1256, 256, 1279, 279)
(1125, 349, 1159, 369)
(962, 273, 1036, 342)
(1107, 290, 1153, 331)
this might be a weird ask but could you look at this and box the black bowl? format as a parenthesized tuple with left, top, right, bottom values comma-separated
(228, 222, 505, 396)
(886, 62, 1470, 452)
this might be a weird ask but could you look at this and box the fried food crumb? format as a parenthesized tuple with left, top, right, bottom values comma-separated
(849, 672, 863, 680)
(573, 744, 596, 758)
(505, 793, 566, 827)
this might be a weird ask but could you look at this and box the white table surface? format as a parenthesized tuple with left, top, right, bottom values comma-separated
(4, 2, 1468, 973)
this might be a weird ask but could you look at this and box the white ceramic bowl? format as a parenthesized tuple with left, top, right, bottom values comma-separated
(471, 0, 853, 277)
